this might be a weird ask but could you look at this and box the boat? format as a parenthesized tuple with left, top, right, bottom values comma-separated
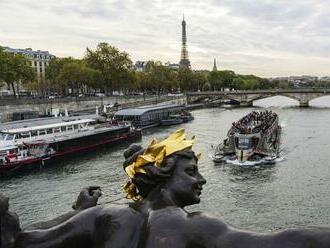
(213, 110, 281, 166)
(161, 115, 184, 126)
(0, 115, 141, 174)
(160, 110, 194, 126)
(179, 110, 194, 123)
(114, 104, 186, 129)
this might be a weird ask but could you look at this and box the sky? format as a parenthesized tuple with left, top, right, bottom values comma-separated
(1, 0, 330, 77)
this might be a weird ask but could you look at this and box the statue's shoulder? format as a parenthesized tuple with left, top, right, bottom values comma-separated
(147, 206, 189, 225)
(97, 203, 146, 222)
(148, 207, 229, 234)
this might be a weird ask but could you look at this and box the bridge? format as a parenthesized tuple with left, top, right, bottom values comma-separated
(186, 89, 330, 107)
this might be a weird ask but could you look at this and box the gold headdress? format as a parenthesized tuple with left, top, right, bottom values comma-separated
(123, 129, 200, 200)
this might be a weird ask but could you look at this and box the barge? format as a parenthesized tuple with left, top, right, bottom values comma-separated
(114, 104, 187, 129)
(213, 110, 281, 166)
(0, 116, 141, 174)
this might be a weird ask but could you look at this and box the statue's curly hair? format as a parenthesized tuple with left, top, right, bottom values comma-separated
(123, 144, 197, 199)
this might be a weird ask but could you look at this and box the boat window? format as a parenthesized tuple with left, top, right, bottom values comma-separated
(0, 133, 7, 140)
(6, 134, 15, 140)
(237, 138, 251, 149)
(21, 132, 31, 138)
(61, 126, 66, 132)
(67, 125, 73, 131)
(74, 124, 78, 130)
(38, 130, 46, 135)
(53, 128, 61, 133)
(47, 128, 53, 134)
(31, 130, 38, 137)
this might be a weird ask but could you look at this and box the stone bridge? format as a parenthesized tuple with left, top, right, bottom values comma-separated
(186, 89, 330, 107)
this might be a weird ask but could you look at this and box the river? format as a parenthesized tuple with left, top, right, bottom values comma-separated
(2, 96, 330, 232)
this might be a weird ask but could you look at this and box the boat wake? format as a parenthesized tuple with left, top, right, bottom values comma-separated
(224, 156, 284, 167)
(209, 153, 284, 168)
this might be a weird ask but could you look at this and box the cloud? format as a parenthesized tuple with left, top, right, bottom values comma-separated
(1, 0, 330, 76)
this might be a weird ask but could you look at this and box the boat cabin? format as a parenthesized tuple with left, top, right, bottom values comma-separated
(0, 119, 95, 147)
(114, 104, 185, 128)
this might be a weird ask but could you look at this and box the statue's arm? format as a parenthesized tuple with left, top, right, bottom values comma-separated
(189, 213, 330, 248)
(14, 207, 101, 248)
(24, 186, 102, 230)
(214, 225, 330, 248)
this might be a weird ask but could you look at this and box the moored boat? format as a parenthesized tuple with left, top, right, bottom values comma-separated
(114, 104, 185, 129)
(114, 104, 193, 129)
(0, 116, 141, 174)
(213, 110, 281, 166)
(161, 115, 184, 126)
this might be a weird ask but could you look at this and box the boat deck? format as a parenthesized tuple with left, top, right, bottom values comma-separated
(25, 125, 131, 144)
(0, 114, 98, 131)
(231, 111, 278, 134)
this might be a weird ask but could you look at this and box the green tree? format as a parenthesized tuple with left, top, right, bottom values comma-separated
(57, 61, 102, 95)
(84, 43, 133, 93)
(208, 71, 223, 90)
(46, 57, 76, 95)
(146, 61, 177, 94)
(0, 48, 36, 97)
(234, 75, 263, 90)
(192, 72, 207, 91)
(218, 70, 236, 89)
(178, 67, 194, 92)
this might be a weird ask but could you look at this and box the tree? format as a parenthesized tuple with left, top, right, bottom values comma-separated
(192, 72, 207, 91)
(57, 61, 102, 95)
(178, 67, 194, 92)
(145, 61, 178, 95)
(233, 75, 264, 90)
(208, 71, 223, 90)
(84, 43, 133, 93)
(46, 57, 76, 95)
(0, 48, 36, 97)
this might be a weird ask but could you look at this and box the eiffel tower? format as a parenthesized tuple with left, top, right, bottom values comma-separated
(179, 15, 191, 68)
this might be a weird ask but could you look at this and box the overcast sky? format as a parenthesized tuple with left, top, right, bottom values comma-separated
(1, 0, 330, 77)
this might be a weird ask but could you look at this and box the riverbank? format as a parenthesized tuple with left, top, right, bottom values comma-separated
(0, 95, 186, 122)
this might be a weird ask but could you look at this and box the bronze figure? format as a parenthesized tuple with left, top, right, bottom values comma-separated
(2, 129, 330, 248)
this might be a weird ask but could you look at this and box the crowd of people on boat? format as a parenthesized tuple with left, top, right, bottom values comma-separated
(231, 110, 278, 134)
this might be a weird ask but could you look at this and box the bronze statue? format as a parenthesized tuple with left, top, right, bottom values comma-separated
(2, 129, 330, 248)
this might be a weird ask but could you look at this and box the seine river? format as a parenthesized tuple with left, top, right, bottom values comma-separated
(2, 96, 330, 233)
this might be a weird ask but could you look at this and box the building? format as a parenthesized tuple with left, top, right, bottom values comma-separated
(135, 61, 148, 72)
(269, 75, 318, 88)
(213, 58, 217, 71)
(165, 62, 180, 70)
(179, 15, 191, 69)
(288, 76, 318, 88)
(3, 47, 55, 83)
(320, 76, 330, 82)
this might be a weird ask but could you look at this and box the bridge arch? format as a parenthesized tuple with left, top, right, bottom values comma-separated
(309, 95, 330, 107)
(248, 93, 300, 103)
(252, 95, 299, 107)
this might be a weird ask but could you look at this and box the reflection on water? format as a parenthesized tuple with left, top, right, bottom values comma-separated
(3, 96, 330, 232)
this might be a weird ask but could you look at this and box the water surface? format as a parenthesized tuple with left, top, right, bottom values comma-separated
(2, 96, 330, 233)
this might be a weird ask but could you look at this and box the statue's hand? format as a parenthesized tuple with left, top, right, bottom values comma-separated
(0, 193, 9, 215)
(0, 194, 21, 248)
(72, 186, 102, 211)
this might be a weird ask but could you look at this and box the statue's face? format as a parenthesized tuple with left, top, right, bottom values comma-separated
(166, 155, 206, 207)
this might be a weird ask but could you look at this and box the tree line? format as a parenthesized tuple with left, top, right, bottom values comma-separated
(1, 42, 302, 97)
(0, 47, 36, 97)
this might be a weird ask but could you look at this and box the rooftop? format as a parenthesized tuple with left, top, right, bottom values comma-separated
(115, 104, 184, 116)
